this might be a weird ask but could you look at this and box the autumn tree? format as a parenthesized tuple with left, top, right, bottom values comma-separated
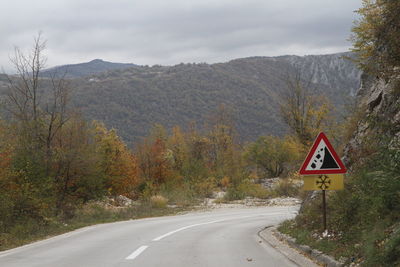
(5, 33, 70, 153)
(51, 115, 105, 214)
(245, 135, 300, 178)
(279, 70, 331, 147)
(94, 122, 140, 198)
(204, 105, 246, 191)
(351, 0, 400, 79)
(4, 33, 71, 188)
(136, 124, 173, 195)
(183, 126, 214, 193)
(2, 34, 107, 217)
(206, 105, 235, 172)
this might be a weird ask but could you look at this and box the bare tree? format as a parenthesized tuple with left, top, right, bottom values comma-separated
(5, 33, 46, 126)
(279, 69, 331, 147)
(4, 33, 71, 174)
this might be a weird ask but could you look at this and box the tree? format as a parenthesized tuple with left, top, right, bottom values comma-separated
(351, 0, 400, 79)
(2, 34, 107, 217)
(52, 115, 105, 214)
(4, 33, 70, 176)
(279, 70, 331, 147)
(136, 124, 173, 192)
(245, 135, 300, 178)
(94, 122, 140, 198)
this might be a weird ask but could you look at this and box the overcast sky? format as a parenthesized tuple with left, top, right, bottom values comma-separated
(1, 0, 361, 72)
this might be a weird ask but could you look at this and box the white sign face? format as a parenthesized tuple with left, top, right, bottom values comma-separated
(305, 139, 340, 171)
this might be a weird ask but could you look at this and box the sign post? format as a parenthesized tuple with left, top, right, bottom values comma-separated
(299, 132, 347, 232)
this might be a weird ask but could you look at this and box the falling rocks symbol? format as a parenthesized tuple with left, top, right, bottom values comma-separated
(310, 146, 339, 170)
(320, 147, 339, 169)
(299, 132, 347, 175)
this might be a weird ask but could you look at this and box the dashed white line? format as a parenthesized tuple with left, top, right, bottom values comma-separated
(125, 245, 149, 260)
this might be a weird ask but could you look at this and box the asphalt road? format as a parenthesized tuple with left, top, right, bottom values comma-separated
(0, 206, 300, 267)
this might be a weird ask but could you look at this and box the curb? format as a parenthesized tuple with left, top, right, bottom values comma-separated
(258, 226, 319, 267)
(267, 227, 344, 267)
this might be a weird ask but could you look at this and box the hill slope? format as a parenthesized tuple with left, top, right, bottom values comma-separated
(40, 59, 137, 78)
(0, 52, 362, 145)
(63, 52, 361, 145)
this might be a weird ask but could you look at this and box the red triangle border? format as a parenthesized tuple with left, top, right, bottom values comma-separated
(299, 132, 347, 175)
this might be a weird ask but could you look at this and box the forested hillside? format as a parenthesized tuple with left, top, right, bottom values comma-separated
(50, 52, 360, 145)
(40, 59, 137, 78)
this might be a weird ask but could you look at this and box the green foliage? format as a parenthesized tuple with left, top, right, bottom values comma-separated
(224, 180, 270, 200)
(149, 195, 168, 209)
(271, 178, 300, 198)
(94, 122, 140, 198)
(7, 53, 359, 146)
(245, 135, 301, 177)
(279, 70, 336, 147)
(285, 142, 400, 265)
(278, 220, 358, 259)
(351, 0, 400, 78)
(159, 183, 197, 207)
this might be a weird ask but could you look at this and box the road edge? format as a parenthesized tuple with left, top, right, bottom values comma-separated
(258, 226, 319, 266)
(259, 226, 344, 267)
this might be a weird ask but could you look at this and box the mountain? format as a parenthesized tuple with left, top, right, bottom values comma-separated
(278, 52, 361, 96)
(40, 59, 137, 78)
(61, 52, 360, 145)
(1, 52, 362, 146)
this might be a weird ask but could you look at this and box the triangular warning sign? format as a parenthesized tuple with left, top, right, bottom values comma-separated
(299, 132, 347, 175)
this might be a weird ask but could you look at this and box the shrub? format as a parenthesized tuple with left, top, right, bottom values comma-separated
(160, 184, 196, 207)
(150, 195, 168, 208)
(224, 179, 270, 200)
(272, 178, 300, 197)
(195, 177, 217, 198)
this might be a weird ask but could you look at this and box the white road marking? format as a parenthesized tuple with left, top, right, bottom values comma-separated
(152, 219, 225, 241)
(152, 212, 289, 242)
(125, 245, 149, 260)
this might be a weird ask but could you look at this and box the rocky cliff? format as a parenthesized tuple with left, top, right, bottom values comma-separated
(344, 73, 400, 168)
(280, 52, 361, 96)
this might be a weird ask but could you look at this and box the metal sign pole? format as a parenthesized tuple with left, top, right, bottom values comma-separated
(299, 132, 347, 233)
(322, 189, 327, 232)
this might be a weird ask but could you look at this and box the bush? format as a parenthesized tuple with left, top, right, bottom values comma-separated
(160, 184, 196, 207)
(272, 178, 300, 197)
(194, 177, 217, 198)
(224, 179, 270, 200)
(150, 195, 168, 208)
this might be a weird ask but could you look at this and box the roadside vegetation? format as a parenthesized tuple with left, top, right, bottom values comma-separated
(279, 1, 400, 266)
(279, 144, 400, 266)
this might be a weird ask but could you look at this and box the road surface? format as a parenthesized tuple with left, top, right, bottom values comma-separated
(0, 206, 300, 267)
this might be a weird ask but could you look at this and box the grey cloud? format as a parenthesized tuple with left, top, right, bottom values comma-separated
(1, 0, 361, 72)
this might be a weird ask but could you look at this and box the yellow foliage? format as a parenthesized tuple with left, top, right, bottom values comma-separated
(220, 176, 230, 188)
(150, 195, 168, 208)
(94, 122, 140, 198)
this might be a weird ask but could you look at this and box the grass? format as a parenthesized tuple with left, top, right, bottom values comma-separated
(278, 219, 358, 263)
(278, 166, 400, 266)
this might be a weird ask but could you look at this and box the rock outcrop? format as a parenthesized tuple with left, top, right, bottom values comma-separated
(343, 72, 400, 168)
